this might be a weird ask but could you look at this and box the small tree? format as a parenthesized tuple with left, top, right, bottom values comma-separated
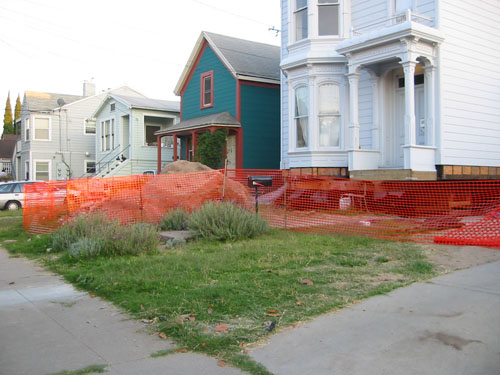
(195, 129, 228, 169)
(14, 95, 21, 135)
(3, 92, 14, 135)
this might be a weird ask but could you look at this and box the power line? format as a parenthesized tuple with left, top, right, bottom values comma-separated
(189, 0, 276, 28)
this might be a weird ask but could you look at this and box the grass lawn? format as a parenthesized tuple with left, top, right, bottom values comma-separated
(0, 210, 435, 375)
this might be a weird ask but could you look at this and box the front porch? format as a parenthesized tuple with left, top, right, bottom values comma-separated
(337, 10, 444, 180)
(155, 112, 243, 173)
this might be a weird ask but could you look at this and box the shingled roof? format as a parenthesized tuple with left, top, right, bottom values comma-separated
(156, 112, 240, 135)
(111, 94, 180, 112)
(23, 91, 84, 112)
(0, 135, 20, 159)
(175, 31, 280, 95)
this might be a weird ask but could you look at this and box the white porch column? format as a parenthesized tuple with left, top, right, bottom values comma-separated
(424, 65, 436, 146)
(370, 75, 380, 150)
(347, 71, 361, 150)
(401, 61, 417, 146)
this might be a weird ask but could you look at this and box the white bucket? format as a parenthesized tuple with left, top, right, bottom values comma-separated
(339, 196, 351, 210)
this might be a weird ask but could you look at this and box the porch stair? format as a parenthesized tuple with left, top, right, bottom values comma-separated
(349, 169, 437, 181)
(95, 159, 131, 178)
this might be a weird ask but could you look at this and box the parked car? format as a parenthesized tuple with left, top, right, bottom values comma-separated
(0, 181, 39, 210)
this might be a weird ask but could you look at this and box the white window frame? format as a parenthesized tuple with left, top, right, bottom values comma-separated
(391, 0, 416, 16)
(318, 0, 340, 37)
(144, 124, 161, 147)
(24, 117, 30, 141)
(33, 116, 51, 141)
(292, 84, 310, 150)
(100, 118, 115, 152)
(84, 119, 96, 135)
(84, 160, 96, 174)
(25, 160, 30, 180)
(294, 0, 308, 42)
(33, 159, 51, 181)
(317, 82, 341, 149)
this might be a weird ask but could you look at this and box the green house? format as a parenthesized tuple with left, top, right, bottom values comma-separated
(156, 31, 280, 171)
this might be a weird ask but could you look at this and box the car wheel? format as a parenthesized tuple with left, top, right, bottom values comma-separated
(5, 201, 21, 211)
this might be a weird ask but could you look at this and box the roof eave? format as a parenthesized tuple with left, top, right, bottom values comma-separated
(156, 122, 240, 136)
(237, 74, 280, 85)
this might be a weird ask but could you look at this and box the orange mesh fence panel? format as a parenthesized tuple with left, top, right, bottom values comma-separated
(23, 171, 500, 248)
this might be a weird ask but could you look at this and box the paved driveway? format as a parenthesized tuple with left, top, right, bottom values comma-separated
(251, 259, 500, 375)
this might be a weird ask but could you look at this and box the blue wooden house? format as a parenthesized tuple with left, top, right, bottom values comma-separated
(156, 31, 280, 171)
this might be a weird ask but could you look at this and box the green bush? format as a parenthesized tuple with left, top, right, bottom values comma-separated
(115, 222, 159, 256)
(52, 214, 159, 257)
(69, 237, 103, 258)
(187, 201, 268, 241)
(159, 208, 189, 231)
(52, 214, 112, 253)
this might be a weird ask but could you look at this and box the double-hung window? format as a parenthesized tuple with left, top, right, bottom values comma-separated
(201, 71, 214, 108)
(85, 160, 96, 174)
(393, 0, 414, 22)
(294, 0, 308, 41)
(85, 119, 96, 134)
(294, 86, 309, 148)
(318, 0, 340, 36)
(33, 117, 50, 140)
(25, 118, 30, 141)
(101, 119, 115, 151)
(34, 161, 49, 181)
(318, 84, 341, 147)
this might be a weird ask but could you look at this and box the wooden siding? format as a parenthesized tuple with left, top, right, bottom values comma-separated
(240, 83, 281, 169)
(182, 45, 236, 120)
(358, 70, 373, 149)
(440, 0, 500, 166)
(351, 0, 387, 32)
(281, 0, 289, 168)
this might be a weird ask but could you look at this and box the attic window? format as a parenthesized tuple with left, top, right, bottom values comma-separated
(110, 103, 116, 112)
(201, 71, 214, 109)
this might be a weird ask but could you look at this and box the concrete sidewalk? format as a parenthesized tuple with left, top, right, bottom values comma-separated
(0, 248, 243, 375)
(2, 245, 499, 375)
(251, 258, 500, 375)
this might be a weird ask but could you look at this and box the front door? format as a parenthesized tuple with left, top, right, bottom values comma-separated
(392, 78, 425, 167)
(226, 134, 236, 169)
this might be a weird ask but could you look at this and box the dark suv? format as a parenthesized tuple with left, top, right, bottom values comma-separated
(0, 181, 38, 210)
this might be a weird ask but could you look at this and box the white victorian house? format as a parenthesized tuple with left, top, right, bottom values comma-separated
(281, 0, 500, 180)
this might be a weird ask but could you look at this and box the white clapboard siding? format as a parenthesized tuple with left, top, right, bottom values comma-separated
(358, 70, 373, 149)
(281, 0, 290, 168)
(351, 0, 387, 32)
(439, 0, 500, 166)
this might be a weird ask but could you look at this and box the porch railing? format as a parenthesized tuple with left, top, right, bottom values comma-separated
(350, 9, 434, 37)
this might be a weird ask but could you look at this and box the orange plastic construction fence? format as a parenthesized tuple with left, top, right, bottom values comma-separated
(23, 170, 500, 248)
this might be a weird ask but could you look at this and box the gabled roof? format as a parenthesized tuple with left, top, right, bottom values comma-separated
(23, 91, 84, 112)
(175, 31, 281, 95)
(156, 112, 240, 135)
(111, 94, 180, 112)
(92, 94, 180, 119)
(0, 135, 20, 159)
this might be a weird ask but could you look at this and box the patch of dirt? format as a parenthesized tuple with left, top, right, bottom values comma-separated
(160, 160, 212, 174)
(419, 244, 500, 273)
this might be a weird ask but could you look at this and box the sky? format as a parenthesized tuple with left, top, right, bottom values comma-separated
(0, 0, 281, 115)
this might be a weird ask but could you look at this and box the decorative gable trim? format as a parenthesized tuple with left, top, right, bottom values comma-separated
(179, 40, 209, 96)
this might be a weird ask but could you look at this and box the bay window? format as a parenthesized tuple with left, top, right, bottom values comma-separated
(294, 0, 308, 41)
(33, 117, 50, 140)
(294, 86, 309, 148)
(393, 0, 414, 16)
(318, 83, 340, 147)
(318, 0, 340, 36)
(25, 118, 30, 141)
